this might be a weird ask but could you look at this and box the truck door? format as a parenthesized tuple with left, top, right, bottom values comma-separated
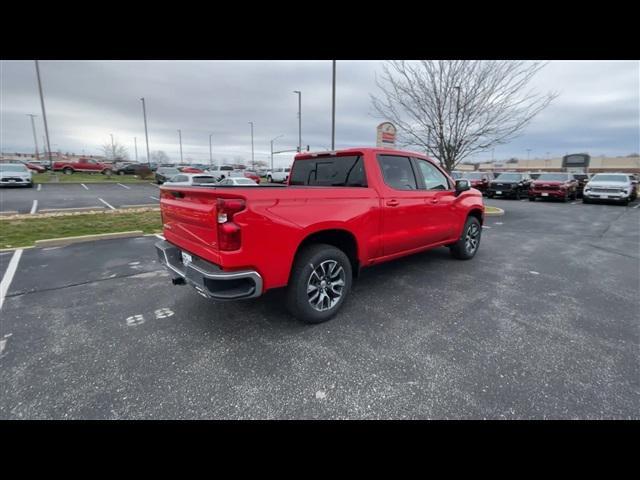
(377, 154, 443, 256)
(411, 158, 455, 243)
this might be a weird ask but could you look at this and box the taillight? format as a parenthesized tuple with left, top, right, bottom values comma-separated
(216, 198, 245, 251)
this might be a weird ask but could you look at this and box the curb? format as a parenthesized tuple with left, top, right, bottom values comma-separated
(485, 207, 505, 217)
(33, 231, 145, 247)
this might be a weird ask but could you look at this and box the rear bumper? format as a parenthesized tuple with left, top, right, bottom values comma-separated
(155, 240, 263, 300)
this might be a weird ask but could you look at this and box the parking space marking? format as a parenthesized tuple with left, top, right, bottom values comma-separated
(150, 196, 159, 201)
(98, 198, 116, 210)
(81, 184, 89, 190)
(37, 184, 42, 191)
(154, 308, 174, 319)
(155, 234, 165, 240)
(0, 249, 23, 311)
(634, 204, 640, 209)
(125, 314, 145, 327)
(30, 200, 38, 215)
(529, 271, 540, 275)
(117, 183, 131, 190)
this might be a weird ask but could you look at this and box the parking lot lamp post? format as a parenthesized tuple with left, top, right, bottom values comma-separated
(178, 129, 183, 165)
(27, 114, 40, 160)
(140, 97, 151, 167)
(270, 134, 284, 171)
(34, 61, 54, 174)
(209, 133, 213, 169)
(249, 122, 254, 169)
(134, 137, 138, 162)
(293, 90, 301, 152)
(526, 149, 532, 161)
(110, 133, 115, 160)
(331, 61, 336, 150)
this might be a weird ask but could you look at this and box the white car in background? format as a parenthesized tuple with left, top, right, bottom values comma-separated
(162, 173, 219, 187)
(216, 177, 260, 186)
(0, 163, 34, 187)
(583, 173, 636, 205)
(266, 167, 291, 183)
(205, 165, 235, 181)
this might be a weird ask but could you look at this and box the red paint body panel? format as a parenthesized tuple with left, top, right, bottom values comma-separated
(160, 148, 484, 293)
(529, 179, 577, 198)
(52, 158, 112, 173)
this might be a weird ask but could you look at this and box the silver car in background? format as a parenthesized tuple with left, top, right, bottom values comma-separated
(0, 163, 33, 188)
(583, 173, 636, 205)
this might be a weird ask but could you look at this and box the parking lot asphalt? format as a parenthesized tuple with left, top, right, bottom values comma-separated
(0, 199, 638, 419)
(0, 183, 160, 214)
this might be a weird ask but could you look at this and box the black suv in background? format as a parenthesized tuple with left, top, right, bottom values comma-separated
(487, 172, 532, 199)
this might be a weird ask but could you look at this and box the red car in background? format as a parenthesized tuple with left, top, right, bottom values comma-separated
(53, 157, 114, 175)
(243, 170, 261, 184)
(460, 172, 494, 195)
(178, 166, 205, 174)
(0, 160, 46, 173)
(529, 172, 579, 201)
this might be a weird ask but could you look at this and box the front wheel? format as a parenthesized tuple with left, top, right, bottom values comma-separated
(286, 244, 352, 324)
(118, 170, 125, 176)
(529, 196, 536, 202)
(450, 216, 482, 260)
(63, 167, 73, 175)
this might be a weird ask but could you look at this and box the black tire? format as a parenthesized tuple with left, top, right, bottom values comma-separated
(103, 169, 113, 175)
(27, 182, 34, 188)
(514, 190, 521, 200)
(267, 175, 272, 183)
(286, 243, 352, 324)
(450, 216, 482, 260)
(529, 196, 536, 202)
(63, 167, 73, 175)
(583, 198, 590, 204)
(487, 192, 494, 199)
(118, 170, 125, 176)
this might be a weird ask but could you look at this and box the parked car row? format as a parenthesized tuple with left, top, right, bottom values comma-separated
(481, 171, 638, 205)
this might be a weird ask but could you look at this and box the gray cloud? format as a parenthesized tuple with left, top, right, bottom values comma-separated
(1, 60, 638, 166)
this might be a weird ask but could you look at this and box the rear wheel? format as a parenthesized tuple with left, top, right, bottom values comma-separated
(450, 216, 482, 260)
(529, 196, 536, 202)
(63, 167, 73, 175)
(286, 244, 352, 324)
(118, 170, 125, 176)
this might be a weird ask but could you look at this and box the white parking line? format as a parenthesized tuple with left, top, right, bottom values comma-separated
(634, 203, 640, 209)
(37, 184, 42, 191)
(98, 198, 116, 210)
(0, 249, 23, 311)
(150, 196, 159, 201)
(118, 183, 131, 190)
(30, 200, 38, 214)
(81, 184, 89, 190)
(155, 234, 165, 240)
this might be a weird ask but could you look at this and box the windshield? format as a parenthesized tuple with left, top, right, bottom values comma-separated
(0, 164, 28, 172)
(536, 173, 571, 182)
(495, 173, 522, 182)
(159, 168, 179, 175)
(234, 178, 255, 184)
(591, 174, 628, 183)
(192, 176, 217, 183)
(461, 173, 485, 180)
(450, 171, 463, 179)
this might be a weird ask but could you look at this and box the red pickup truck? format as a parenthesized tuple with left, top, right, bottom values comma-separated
(53, 157, 113, 175)
(156, 148, 484, 323)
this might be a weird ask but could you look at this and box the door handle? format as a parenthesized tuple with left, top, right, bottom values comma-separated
(386, 199, 399, 207)
(430, 198, 439, 204)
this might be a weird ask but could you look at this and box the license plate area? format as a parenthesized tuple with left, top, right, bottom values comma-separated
(542, 193, 549, 197)
(181, 251, 193, 265)
(496, 191, 502, 195)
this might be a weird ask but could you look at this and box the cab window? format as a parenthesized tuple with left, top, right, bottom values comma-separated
(414, 159, 450, 190)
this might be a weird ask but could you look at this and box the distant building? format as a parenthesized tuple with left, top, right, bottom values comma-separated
(472, 155, 639, 174)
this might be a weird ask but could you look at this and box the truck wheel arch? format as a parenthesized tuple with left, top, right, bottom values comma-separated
(291, 229, 360, 281)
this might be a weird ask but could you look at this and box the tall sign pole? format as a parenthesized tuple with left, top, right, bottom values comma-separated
(134, 137, 138, 162)
(35, 61, 53, 172)
(331, 60, 336, 150)
(209, 133, 213, 169)
(27, 114, 40, 160)
(140, 97, 151, 166)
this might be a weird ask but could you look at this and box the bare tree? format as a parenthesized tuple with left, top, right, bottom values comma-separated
(371, 61, 558, 172)
(150, 150, 171, 163)
(100, 141, 129, 161)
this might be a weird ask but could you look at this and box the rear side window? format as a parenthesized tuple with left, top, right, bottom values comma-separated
(289, 155, 367, 187)
(377, 155, 417, 190)
(414, 159, 450, 190)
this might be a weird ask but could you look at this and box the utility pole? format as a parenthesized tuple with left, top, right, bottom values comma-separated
(331, 60, 336, 150)
(209, 133, 214, 169)
(134, 137, 138, 162)
(270, 134, 283, 172)
(34, 60, 53, 173)
(293, 90, 302, 152)
(26, 114, 40, 160)
(177, 129, 183, 164)
(140, 97, 151, 167)
(526, 149, 532, 161)
(110, 133, 115, 160)
(248, 121, 254, 168)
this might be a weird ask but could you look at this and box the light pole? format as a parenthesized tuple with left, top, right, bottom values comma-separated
(526, 149, 532, 161)
(134, 137, 138, 162)
(177, 129, 184, 164)
(140, 97, 151, 167)
(248, 121, 254, 168)
(110, 133, 115, 160)
(331, 60, 336, 150)
(26, 114, 40, 160)
(270, 134, 284, 171)
(34, 60, 53, 173)
(293, 90, 302, 152)
(209, 133, 214, 169)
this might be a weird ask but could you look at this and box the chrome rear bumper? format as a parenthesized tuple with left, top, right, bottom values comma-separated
(155, 240, 263, 300)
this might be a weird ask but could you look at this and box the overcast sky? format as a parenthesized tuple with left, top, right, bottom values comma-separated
(1, 60, 638, 166)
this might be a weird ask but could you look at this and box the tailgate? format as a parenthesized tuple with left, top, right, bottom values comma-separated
(160, 186, 221, 263)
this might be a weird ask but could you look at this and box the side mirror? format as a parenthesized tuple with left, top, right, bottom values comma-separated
(455, 179, 471, 196)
